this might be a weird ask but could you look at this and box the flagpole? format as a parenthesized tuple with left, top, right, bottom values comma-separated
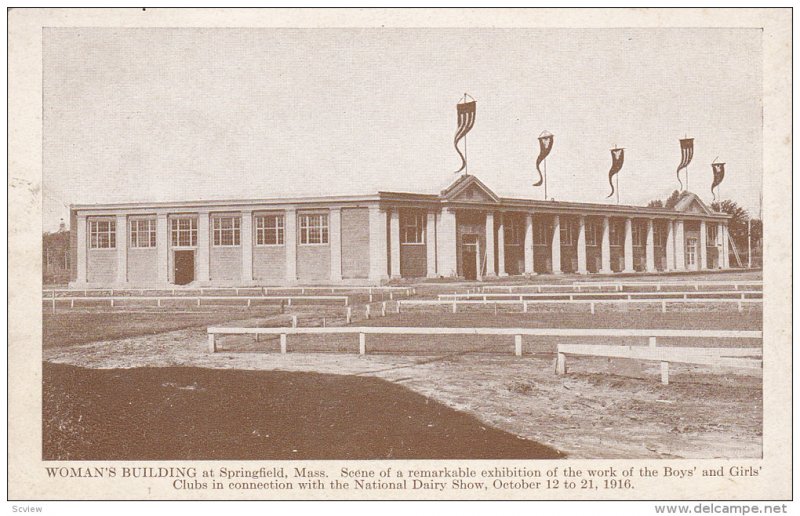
(463, 94, 468, 176)
(544, 159, 548, 200)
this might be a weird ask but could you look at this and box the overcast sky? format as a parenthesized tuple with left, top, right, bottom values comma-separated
(43, 27, 762, 231)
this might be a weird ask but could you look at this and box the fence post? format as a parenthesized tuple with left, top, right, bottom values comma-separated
(208, 333, 216, 353)
(555, 351, 567, 375)
(346, 306, 352, 324)
(514, 334, 522, 357)
(247, 298, 251, 308)
(288, 298, 292, 307)
(397, 301, 401, 314)
(70, 299, 74, 308)
(661, 300, 666, 313)
(660, 361, 669, 385)
(365, 304, 371, 319)
(359, 332, 366, 355)
(157, 298, 162, 307)
(51, 297, 56, 313)
(197, 298, 201, 307)
(291, 315, 298, 328)
(452, 301, 457, 314)
(345, 297, 349, 306)
(110, 298, 114, 307)
(523, 301, 528, 313)
(737, 300, 743, 312)
(381, 302, 387, 317)
(280, 333, 287, 354)
(390, 291, 394, 300)
(590, 302, 595, 315)
(369, 293, 373, 302)
(649, 336, 657, 348)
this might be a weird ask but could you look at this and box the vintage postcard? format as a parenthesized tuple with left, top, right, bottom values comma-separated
(7, 7, 792, 505)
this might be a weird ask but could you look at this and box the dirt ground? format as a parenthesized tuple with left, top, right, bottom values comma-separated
(43, 362, 563, 460)
(44, 313, 762, 459)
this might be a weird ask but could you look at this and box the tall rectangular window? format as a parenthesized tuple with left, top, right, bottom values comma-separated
(707, 224, 718, 244)
(130, 218, 156, 248)
(610, 222, 624, 246)
(560, 220, 573, 246)
(654, 224, 666, 247)
(632, 223, 645, 246)
(401, 213, 425, 244)
(171, 217, 197, 247)
(534, 220, 550, 246)
(255, 214, 284, 245)
(504, 219, 521, 246)
(89, 219, 116, 249)
(586, 221, 599, 246)
(299, 214, 329, 245)
(213, 216, 241, 246)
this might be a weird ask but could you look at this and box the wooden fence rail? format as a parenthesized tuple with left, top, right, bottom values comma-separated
(556, 341, 762, 385)
(44, 294, 349, 312)
(481, 280, 762, 293)
(400, 298, 763, 314)
(438, 290, 762, 301)
(206, 325, 762, 357)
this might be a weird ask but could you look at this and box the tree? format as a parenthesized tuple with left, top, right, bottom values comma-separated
(647, 190, 687, 210)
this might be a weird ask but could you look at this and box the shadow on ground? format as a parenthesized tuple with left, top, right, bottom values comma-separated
(43, 362, 564, 461)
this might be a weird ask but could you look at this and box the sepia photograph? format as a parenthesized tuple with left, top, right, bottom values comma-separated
(8, 6, 792, 504)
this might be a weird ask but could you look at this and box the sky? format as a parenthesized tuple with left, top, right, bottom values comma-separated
(43, 27, 762, 231)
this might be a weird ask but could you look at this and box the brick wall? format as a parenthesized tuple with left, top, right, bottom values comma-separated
(504, 245, 523, 275)
(128, 248, 157, 284)
(253, 246, 285, 283)
(341, 208, 369, 279)
(87, 249, 117, 283)
(297, 244, 331, 282)
(210, 246, 242, 282)
(400, 244, 426, 278)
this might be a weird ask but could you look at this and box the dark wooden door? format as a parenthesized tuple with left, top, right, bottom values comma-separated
(462, 235, 479, 280)
(174, 250, 195, 285)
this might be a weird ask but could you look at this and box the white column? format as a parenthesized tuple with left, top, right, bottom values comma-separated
(116, 214, 127, 284)
(156, 213, 168, 284)
(75, 215, 87, 283)
(497, 213, 507, 276)
(699, 220, 708, 270)
(721, 223, 730, 268)
(390, 209, 401, 279)
(623, 218, 634, 273)
(368, 206, 388, 282)
(240, 210, 253, 284)
(645, 219, 656, 273)
(426, 211, 437, 278)
(551, 215, 562, 274)
(436, 208, 457, 277)
(666, 220, 675, 271)
(284, 208, 297, 284)
(674, 219, 686, 271)
(523, 213, 534, 275)
(484, 212, 496, 276)
(329, 207, 342, 282)
(576, 215, 587, 274)
(196, 211, 210, 283)
(600, 216, 611, 274)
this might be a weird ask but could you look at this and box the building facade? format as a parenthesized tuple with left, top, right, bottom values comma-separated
(68, 175, 732, 288)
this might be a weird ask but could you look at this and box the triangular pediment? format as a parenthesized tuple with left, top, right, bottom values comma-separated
(440, 174, 500, 204)
(674, 192, 713, 215)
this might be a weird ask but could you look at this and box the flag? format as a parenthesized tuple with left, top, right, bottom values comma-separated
(453, 100, 476, 173)
(534, 132, 554, 186)
(676, 138, 694, 190)
(606, 147, 625, 198)
(711, 162, 725, 199)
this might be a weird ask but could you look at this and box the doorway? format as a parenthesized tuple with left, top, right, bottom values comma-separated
(686, 238, 698, 270)
(174, 250, 195, 285)
(462, 234, 480, 280)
